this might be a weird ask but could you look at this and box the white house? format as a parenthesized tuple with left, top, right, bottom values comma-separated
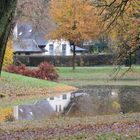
(44, 40, 71, 56)
(13, 24, 88, 56)
(44, 40, 88, 56)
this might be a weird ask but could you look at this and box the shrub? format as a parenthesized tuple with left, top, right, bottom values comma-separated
(5, 64, 27, 74)
(35, 62, 59, 81)
(5, 61, 58, 81)
(0, 107, 13, 122)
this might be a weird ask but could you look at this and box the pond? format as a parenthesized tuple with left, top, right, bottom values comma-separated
(14, 86, 140, 120)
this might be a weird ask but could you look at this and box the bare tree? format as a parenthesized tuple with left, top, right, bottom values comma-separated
(16, 0, 55, 33)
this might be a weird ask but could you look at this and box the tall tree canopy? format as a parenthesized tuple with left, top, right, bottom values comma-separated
(49, 0, 101, 69)
(0, 0, 17, 75)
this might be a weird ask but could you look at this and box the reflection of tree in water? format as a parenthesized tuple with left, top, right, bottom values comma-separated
(70, 86, 121, 116)
(68, 86, 140, 116)
(68, 95, 95, 116)
(118, 87, 140, 113)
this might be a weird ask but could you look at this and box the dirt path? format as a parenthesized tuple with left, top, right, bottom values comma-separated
(0, 122, 140, 139)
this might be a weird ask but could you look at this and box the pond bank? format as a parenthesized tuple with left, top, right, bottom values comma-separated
(0, 72, 77, 109)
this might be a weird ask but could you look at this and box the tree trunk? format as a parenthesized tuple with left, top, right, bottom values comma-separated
(129, 53, 132, 68)
(72, 44, 76, 70)
(0, 0, 17, 76)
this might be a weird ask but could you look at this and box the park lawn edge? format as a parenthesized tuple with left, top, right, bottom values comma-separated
(0, 71, 77, 108)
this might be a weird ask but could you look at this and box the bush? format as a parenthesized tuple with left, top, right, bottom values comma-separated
(35, 62, 59, 81)
(0, 107, 13, 122)
(5, 61, 58, 81)
(5, 64, 27, 74)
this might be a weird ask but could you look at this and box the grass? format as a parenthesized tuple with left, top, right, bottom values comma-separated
(1, 66, 140, 139)
(0, 113, 140, 139)
(0, 71, 76, 108)
(58, 66, 140, 87)
(1, 66, 139, 110)
(1, 71, 63, 88)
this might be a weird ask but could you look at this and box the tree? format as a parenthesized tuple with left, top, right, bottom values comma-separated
(109, 16, 140, 66)
(0, 0, 17, 76)
(92, 35, 109, 54)
(16, 0, 53, 33)
(49, 0, 101, 70)
(98, 0, 140, 66)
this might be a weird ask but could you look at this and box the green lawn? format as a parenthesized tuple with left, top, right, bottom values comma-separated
(1, 71, 63, 88)
(58, 66, 140, 87)
(0, 71, 76, 108)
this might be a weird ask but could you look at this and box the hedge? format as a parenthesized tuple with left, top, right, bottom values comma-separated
(13, 54, 139, 67)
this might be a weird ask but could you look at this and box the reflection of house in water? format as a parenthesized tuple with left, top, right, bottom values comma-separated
(47, 93, 72, 113)
(14, 86, 137, 121)
(13, 92, 87, 121)
(14, 93, 72, 120)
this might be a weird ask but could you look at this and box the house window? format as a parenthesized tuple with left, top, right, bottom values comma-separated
(25, 52, 30, 55)
(62, 44, 66, 55)
(59, 105, 61, 112)
(62, 94, 67, 100)
(49, 44, 54, 55)
(50, 97, 54, 100)
(55, 105, 58, 112)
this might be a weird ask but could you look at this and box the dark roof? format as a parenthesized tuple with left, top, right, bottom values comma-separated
(13, 39, 43, 53)
(17, 24, 47, 46)
(71, 46, 88, 52)
(17, 24, 34, 39)
(18, 100, 54, 120)
(33, 32, 47, 46)
(14, 24, 48, 53)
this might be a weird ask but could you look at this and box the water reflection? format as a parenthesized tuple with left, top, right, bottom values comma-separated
(14, 92, 72, 120)
(13, 86, 140, 120)
(69, 86, 140, 116)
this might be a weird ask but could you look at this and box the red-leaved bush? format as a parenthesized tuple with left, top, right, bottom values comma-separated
(5, 62, 59, 81)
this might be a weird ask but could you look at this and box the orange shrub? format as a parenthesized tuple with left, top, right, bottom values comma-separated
(0, 107, 13, 122)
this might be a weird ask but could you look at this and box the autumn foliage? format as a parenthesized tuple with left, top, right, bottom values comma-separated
(5, 62, 59, 81)
(99, 0, 140, 63)
(49, 0, 101, 44)
(3, 39, 13, 66)
(0, 107, 13, 122)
